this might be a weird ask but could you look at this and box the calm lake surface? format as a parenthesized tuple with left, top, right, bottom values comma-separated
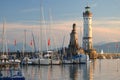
(21, 59, 120, 80)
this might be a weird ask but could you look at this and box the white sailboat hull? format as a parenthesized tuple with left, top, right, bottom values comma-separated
(51, 60, 61, 65)
(31, 58, 39, 65)
(21, 57, 32, 65)
(39, 58, 50, 65)
(31, 58, 51, 65)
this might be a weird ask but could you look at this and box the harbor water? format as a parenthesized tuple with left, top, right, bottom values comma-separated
(21, 59, 120, 80)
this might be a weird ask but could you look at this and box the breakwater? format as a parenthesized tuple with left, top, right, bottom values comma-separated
(0, 52, 120, 59)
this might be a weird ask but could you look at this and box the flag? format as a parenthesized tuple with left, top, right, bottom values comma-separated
(30, 40, 33, 46)
(48, 38, 50, 46)
(14, 39, 16, 46)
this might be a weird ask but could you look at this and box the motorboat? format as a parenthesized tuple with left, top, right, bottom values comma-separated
(62, 54, 89, 64)
(72, 54, 89, 64)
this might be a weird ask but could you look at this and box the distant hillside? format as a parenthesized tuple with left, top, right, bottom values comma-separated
(94, 42, 120, 53)
(0, 41, 120, 53)
(0, 43, 33, 52)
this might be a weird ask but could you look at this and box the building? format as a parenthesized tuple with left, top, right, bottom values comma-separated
(82, 6, 97, 59)
(83, 6, 93, 51)
(68, 23, 79, 55)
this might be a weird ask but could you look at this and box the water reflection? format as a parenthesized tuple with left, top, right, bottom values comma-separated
(21, 63, 94, 80)
(21, 59, 120, 80)
(69, 65, 79, 80)
(89, 60, 97, 80)
(68, 63, 94, 80)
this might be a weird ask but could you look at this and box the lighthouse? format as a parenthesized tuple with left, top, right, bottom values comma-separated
(82, 6, 97, 59)
(83, 6, 93, 51)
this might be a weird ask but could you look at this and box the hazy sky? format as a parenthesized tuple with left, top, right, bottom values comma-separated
(0, 0, 120, 50)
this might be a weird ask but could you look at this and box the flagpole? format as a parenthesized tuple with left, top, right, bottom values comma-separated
(14, 39, 17, 52)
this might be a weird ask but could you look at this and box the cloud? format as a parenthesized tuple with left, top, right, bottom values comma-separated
(92, 19, 120, 43)
(93, 27, 120, 43)
(0, 19, 120, 48)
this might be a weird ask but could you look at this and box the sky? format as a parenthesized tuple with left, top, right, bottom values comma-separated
(0, 0, 120, 51)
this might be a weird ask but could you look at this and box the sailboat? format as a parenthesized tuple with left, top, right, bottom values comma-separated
(48, 9, 61, 65)
(31, 4, 51, 65)
(0, 19, 25, 80)
(100, 49, 104, 54)
(38, 6, 51, 65)
(0, 19, 8, 63)
(21, 30, 32, 65)
(100, 49, 106, 59)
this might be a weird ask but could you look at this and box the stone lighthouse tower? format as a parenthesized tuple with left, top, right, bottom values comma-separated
(83, 6, 93, 51)
(68, 23, 79, 55)
(82, 6, 97, 58)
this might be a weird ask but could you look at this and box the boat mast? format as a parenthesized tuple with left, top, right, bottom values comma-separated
(48, 9, 52, 50)
(49, 9, 58, 52)
(24, 30, 27, 52)
(2, 18, 8, 55)
(31, 31, 36, 52)
(40, 0, 50, 52)
(41, 3, 48, 52)
(40, 0, 42, 52)
(22, 30, 26, 57)
(40, 0, 45, 52)
(2, 19, 5, 55)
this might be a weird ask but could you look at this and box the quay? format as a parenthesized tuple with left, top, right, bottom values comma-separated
(0, 52, 120, 60)
(0, 57, 19, 68)
(97, 53, 120, 59)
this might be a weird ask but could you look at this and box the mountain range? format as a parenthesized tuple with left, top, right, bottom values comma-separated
(0, 41, 120, 53)
(94, 42, 120, 53)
